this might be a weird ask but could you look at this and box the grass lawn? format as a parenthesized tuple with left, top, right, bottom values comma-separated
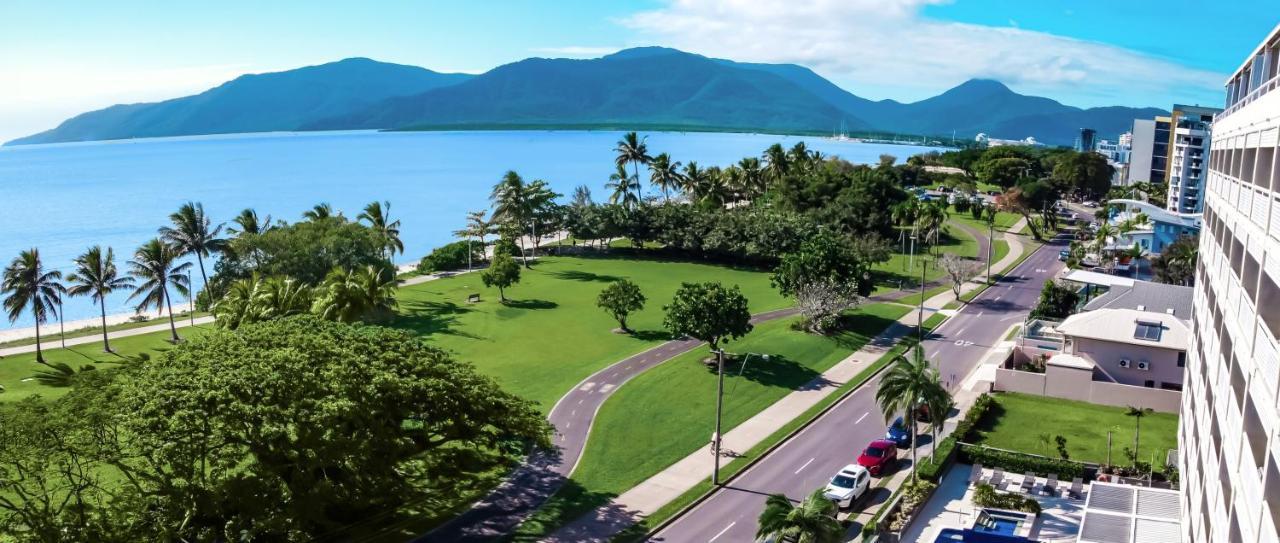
(946, 206, 1022, 233)
(514, 303, 911, 538)
(970, 392, 1179, 467)
(0, 324, 212, 403)
(393, 255, 788, 413)
(0, 311, 208, 349)
(872, 223, 978, 294)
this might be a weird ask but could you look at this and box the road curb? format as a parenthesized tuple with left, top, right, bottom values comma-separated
(641, 322, 932, 540)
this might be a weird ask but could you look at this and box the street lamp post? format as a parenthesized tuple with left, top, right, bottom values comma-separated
(713, 351, 769, 485)
(917, 252, 927, 341)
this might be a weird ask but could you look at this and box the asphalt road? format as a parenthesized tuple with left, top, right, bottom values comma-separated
(648, 235, 1067, 543)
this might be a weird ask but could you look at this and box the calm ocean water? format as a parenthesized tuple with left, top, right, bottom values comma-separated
(0, 130, 940, 328)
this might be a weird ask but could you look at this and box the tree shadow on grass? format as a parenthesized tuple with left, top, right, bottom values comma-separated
(506, 477, 636, 542)
(393, 300, 481, 339)
(968, 400, 1006, 440)
(548, 270, 623, 283)
(628, 329, 671, 342)
(504, 299, 559, 310)
(709, 354, 824, 390)
(827, 311, 904, 350)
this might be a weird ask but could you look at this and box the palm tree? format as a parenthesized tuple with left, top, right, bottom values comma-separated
(614, 131, 652, 202)
(763, 143, 790, 182)
(606, 164, 641, 211)
(311, 265, 397, 323)
(255, 276, 312, 320)
(875, 347, 941, 484)
(917, 201, 949, 258)
(648, 153, 683, 202)
(226, 208, 272, 237)
(1093, 221, 1116, 264)
(1127, 243, 1150, 278)
(755, 489, 842, 543)
(358, 200, 404, 260)
(1, 249, 64, 364)
(211, 273, 262, 330)
(303, 203, 335, 221)
(891, 200, 919, 265)
(65, 246, 134, 352)
(159, 202, 226, 289)
(738, 157, 766, 200)
(454, 210, 491, 271)
(491, 171, 533, 262)
(787, 141, 810, 167)
(1125, 406, 1154, 470)
(924, 373, 954, 464)
(126, 239, 191, 343)
(681, 161, 707, 197)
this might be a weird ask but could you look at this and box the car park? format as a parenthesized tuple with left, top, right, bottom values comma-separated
(857, 440, 899, 476)
(823, 464, 871, 509)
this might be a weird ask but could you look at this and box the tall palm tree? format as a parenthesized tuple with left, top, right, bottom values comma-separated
(738, 157, 766, 200)
(159, 202, 226, 289)
(255, 276, 313, 320)
(891, 200, 920, 265)
(924, 372, 954, 464)
(787, 141, 810, 167)
(1093, 221, 1116, 262)
(1126, 406, 1154, 470)
(65, 246, 134, 352)
(491, 170, 531, 260)
(875, 347, 941, 484)
(453, 210, 491, 271)
(226, 208, 272, 237)
(614, 131, 652, 202)
(311, 265, 397, 323)
(606, 165, 641, 211)
(1, 249, 64, 364)
(681, 161, 707, 197)
(303, 203, 335, 221)
(755, 489, 842, 543)
(648, 153, 683, 202)
(126, 239, 191, 343)
(917, 201, 949, 257)
(763, 143, 790, 182)
(358, 200, 404, 260)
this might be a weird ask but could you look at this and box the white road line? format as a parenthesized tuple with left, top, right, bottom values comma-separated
(994, 296, 1002, 301)
(955, 328, 967, 336)
(709, 522, 736, 543)
(855, 412, 870, 424)
(578, 399, 584, 405)
(565, 422, 571, 429)
(976, 311, 984, 317)
(794, 458, 815, 474)
(571, 410, 577, 417)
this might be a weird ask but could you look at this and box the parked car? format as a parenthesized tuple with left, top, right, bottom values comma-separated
(823, 464, 871, 509)
(1059, 250, 1071, 261)
(857, 440, 899, 476)
(1082, 201, 1099, 208)
(937, 186, 953, 193)
(886, 416, 913, 447)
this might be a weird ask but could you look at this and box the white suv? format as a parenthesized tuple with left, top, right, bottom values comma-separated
(822, 464, 871, 509)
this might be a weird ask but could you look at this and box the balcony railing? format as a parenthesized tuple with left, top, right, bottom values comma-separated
(1222, 74, 1280, 118)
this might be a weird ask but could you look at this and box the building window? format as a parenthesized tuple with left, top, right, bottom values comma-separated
(1144, 379, 1155, 388)
(1261, 272, 1280, 340)
(1178, 352, 1187, 367)
(1160, 382, 1183, 391)
(1135, 321, 1164, 341)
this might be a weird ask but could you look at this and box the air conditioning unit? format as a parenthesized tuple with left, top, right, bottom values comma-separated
(1119, 359, 1132, 369)
(1137, 361, 1150, 371)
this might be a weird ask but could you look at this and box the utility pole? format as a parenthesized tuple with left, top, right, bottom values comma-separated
(58, 297, 66, 348)
(188, 270, 195, 326)
(987, 212, 994, 284)
(917, 253, 927, 341)
(713, 348, 726, 485)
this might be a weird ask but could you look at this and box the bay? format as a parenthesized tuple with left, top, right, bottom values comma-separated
(0, 129, 940, 329)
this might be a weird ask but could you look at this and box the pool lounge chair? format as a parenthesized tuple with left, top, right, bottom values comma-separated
(969, 463, 984, 486)
(1043, 474, 1059, 496)
(988, 468, 1005, 489)
(1068, 477, 1084, 499)
(1020, 472, 1035, 493)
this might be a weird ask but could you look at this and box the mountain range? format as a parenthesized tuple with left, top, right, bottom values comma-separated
(6, 47, 1166, 147)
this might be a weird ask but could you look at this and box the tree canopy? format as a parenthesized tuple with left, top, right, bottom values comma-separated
(662, 282, 753, 353)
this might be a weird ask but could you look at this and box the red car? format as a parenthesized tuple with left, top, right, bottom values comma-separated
(857, 439, 898, 476)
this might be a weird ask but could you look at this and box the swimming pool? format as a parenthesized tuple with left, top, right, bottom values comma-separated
(973, 510, 1021, 535)
(932, 527, 1033, 543)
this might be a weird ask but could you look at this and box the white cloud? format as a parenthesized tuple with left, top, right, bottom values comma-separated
(529, 46, 622, 58)
(622, 0, 1224, 108)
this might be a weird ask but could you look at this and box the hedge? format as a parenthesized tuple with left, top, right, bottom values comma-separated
(917, 393, 994, 482)
(956, 443, 1086, 479)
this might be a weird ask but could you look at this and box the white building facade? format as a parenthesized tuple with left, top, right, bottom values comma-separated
(1179, 23, 1280, 543)
(1167, 105, 1222, 214)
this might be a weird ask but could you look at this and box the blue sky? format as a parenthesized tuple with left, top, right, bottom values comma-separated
(2, 1, 1275, 142)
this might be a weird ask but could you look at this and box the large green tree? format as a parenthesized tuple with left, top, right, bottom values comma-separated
(1, 249, 64, 364)
(1052, 151, 1113, 200)
(1030, 279, 1080, 320)
(596, 279, 646, 333)
(662, 282, 753, 353)
(614, 131, 652, 202)
(481, 251, 521, 302)
(772, 232, 882, 331)
(220, 216, 390, 285)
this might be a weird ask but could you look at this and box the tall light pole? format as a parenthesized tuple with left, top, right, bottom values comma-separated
(917, 253, 928, 341)
(713, 350, 769, 486)
(57, 296, 66, 348)
(188, 270, 195, 326)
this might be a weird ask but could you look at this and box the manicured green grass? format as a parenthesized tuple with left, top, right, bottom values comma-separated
(970, 392, 1179, 467)
(514, 304, 911, 539)
(393, 255, 788, 413)
(0, 311, 208, 349)
(0, 324, 212, 402)
(945, 206, 1021, 233)
(872, 224, 978, 294)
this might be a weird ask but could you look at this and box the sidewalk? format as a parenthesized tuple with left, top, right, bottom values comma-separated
(545, 220, 1032, 540)
(0, 315, 216, 358)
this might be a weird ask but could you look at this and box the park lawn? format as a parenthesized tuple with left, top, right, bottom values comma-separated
(970, 392, 1179, 468)
(0, 324, 212, 402)
(0, 311, 208, 349)
(392, 255, 789, 413)
(872, 223, 978, 294)
(946, 205, 1022, 233)
(514, 303, 911, 538)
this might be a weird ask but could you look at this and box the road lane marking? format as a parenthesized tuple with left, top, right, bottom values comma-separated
(994, 296, 1002, 301)
(578, 399, 584, 405)
(710, 522, 736, 542)
(855, 412, 869, 424)
(571, 410, 577, 417)
(795, 458, 815, 474)
(599, 384, 616, 393)
(976, 311, 984, 317)
(579, 382, 596, 392)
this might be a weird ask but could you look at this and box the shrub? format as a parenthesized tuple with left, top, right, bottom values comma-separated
(972, 483, 1042, 515)
(958, 444, 1085, 479)
(417, 241, 482, 273)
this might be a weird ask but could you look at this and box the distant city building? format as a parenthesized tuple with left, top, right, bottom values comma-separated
(1077, 128, 1098, 152)
(1098, 137, 1132, 187)
(974, 133, 1042, 147)
(1165, 104, 1222, 214)
(1119, 131, 1134, 148)
(1180, 22, 1280, 543)
(1127, 116, 1173, 187)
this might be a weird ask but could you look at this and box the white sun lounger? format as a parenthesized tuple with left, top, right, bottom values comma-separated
(1020, 471, 1035, 493)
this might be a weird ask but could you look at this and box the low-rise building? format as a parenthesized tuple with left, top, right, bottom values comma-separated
(1055, 308, 1189, 390)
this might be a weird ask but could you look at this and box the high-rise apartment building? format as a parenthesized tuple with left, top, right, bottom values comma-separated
(1079, 127, 1098, 152)
(1128, 117, 1173, 185)
(1166, 105, 1223, 214)
(1179, 23, 1280, 543)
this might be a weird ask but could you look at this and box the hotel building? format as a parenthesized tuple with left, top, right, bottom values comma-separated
(1179, 23, 1280, 543)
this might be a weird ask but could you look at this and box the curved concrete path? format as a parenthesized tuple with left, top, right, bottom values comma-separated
(422, 222, 992, 542)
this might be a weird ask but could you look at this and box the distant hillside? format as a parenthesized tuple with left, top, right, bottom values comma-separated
(8, 58, 472, 145)
(310, 47, 862, 134)
(8, 48, 1167, 147)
